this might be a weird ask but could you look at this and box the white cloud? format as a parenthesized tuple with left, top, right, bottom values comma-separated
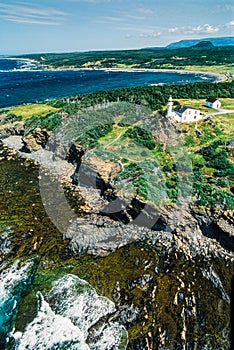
(118, 24, 161, 40)
(102, 16, 125, 22)
(139, 32, 161, 38)
(168, 27, 179, 33)
(217, 4, 234, 11)
(115, 24, 160, 33)
(168, 21, 234, 36)
(0, 1, 69, 25)
(94, 13, 146, 25)
(183, 24, 219, 34)
(168, 23, 220, 35)
(226, 20, 234, 27)
(126, 14, 146, 20)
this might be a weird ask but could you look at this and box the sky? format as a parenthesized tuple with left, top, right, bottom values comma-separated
(0, 0, 233, 54)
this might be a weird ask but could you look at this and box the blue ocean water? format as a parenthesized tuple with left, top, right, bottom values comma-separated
(0, 58, 218, 108)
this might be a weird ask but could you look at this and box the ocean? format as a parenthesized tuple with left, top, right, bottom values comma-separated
(0, 58, 219, 108)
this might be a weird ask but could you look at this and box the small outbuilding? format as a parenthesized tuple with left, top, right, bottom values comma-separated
(205, 98, 221, 109)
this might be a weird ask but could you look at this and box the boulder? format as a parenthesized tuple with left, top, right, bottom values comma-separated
(21, 128, 50, 153)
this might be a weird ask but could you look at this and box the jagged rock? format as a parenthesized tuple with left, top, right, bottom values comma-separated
(77, 157, 121, 194)
(21, 135, 40, 152)
(21, 128, 50, 153)
(45, 134, 70, 160)
(0, 126, 24, 139)
(46, 138, 86, 185)
(33, 128, 50, 147)
(66, 143, 85, 164)
(64, 214, 153, 256)
(192, 207, 234, 250)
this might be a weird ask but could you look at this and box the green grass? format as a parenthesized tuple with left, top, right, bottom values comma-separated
(3, 103, 59, 120)
(213, 113, 234, 137)
(182, 64, 234, 81)
(175, 98, 234, 113)
(98, 124, 130, 146)
(178, 112, 234, 152)
(98, 123, 158, 163)
(217, 98, 234, 109)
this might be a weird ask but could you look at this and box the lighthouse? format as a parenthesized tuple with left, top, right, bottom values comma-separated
(167, 95, 174, 117)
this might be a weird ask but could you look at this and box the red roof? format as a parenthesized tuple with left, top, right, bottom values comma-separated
(206, 97, 218, 103)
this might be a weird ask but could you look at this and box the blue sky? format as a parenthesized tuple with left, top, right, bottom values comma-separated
(0, 0, 233, 54)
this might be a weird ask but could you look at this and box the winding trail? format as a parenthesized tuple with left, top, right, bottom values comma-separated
(104, 130, 126, 148)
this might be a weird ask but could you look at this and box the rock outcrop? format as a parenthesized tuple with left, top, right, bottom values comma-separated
(77, 157, 121, 196)
(64, 203, 234, 260)
(0, 126, 24, 139)
(192, 208, 234, 251)
(21, 128, 50, 153)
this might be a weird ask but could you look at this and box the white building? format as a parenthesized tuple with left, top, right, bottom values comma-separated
(167, 96, 202, 123)
(205, 98, 221, 109)
(167, 95, 174, 117)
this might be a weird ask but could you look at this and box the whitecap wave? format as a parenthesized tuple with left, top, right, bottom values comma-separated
(0, 59, 43, 72)
(0, 260, 34, 340)
(13, 274, 128, 350)
(15, 292, 89, 350)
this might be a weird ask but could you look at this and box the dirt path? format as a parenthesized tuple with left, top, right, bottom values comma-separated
(104, 130, 126, 148)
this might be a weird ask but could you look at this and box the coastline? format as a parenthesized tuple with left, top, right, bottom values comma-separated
(5, 57, 225, 82)
(43, 66, 226, 83)
(1, 135, 234, 260)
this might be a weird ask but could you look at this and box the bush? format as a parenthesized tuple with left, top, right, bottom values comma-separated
(125, 126, 156, 150)
(76, 123, 113, 148)
(185, 135, 196, 147)
(199, 142, 234, 181)
(24, 113, 62, 132)
(216, 179, 229, 188)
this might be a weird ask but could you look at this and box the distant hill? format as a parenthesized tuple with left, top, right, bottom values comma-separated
(191, 40, 215, 49)
(166, 37, 234, 49)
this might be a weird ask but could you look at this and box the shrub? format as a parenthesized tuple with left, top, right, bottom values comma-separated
(76, 123, 113, 148)
(216, 179, 229, 188)
(125, 126, 156, 150)
(24, 113, 62, 132)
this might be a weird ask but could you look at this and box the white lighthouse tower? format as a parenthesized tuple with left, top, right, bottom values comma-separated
(167, 95, 174, 117)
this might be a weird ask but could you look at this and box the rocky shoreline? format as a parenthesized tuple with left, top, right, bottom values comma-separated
(1, 129, 234, 350)
(1, 133, 234, 261)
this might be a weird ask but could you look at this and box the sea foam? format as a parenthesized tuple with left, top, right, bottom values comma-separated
(13, 274, 128, 350)
(0, 260, 34, 342)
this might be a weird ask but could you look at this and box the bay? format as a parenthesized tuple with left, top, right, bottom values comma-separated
(0, 58, 219, 108)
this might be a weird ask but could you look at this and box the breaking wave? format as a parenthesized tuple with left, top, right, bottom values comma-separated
(0, 261, 128, 349)
(0, 260, 35, 344)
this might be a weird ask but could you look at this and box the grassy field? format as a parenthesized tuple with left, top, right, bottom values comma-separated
(99, 124, 130, 146)
(179, 112, 234, 152)
(182, 64, 234, 80)
(174, 98, 216, 114)
(174, 98, 234, 113)
(3, 103, 59, 120)
(213, 113, 234, 137)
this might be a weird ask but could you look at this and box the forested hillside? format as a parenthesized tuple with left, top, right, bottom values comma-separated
(20, 46, 234, 70)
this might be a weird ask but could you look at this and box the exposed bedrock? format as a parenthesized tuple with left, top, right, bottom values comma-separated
(21, 128, 51, 153)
